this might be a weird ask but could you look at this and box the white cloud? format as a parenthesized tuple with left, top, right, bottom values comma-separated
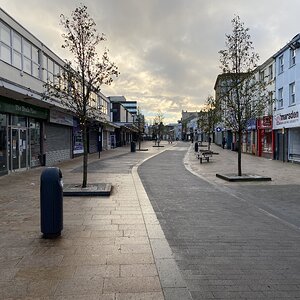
(1, 0, 300, 123)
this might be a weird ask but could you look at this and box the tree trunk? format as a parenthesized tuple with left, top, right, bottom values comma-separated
(82, 124, 88, 188)
(237, 130, 242, 176)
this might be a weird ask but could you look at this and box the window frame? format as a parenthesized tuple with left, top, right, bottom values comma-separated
(0, 21, 41, 78)
(268, 65, 273, 81)
(278, 55, 284, 74)
(290, 48, 296, 67)
(278, 87, 284, 109)
(289, 82, 296, 106)
(0, 21, 12, 64)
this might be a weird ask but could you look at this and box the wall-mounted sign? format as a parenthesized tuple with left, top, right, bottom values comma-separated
(273, 105, 300, 129)
(0, 96, 48, 119)
(263, 116, 272, 127)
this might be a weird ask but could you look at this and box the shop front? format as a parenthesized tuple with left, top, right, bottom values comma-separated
(257, 116, 273, 159)
(0, 96, 48, 175)
(243, 119, 256, 154)
(273, 105, 300, 162)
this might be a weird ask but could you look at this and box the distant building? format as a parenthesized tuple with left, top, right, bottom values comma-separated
(108, 96, 137, 115)
(109, 97, 138, 147)
(181, 111, 199, 141)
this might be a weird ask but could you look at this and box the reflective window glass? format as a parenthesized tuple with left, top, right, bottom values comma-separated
(32, 63, 39, 77)
(0, 114, 7, 172)
(11, 115, 27, 127)
(23, 39, 31, 58)
(54, 63, 60, 76)
(23, 57, 31, 74)
(0, 22, 11, 45)
(32, 46, 38, 63)
(42, 68, 48, 82)
(0, 43, 11, 63)
(13, 50, 22, 69)
(13, 32, 21, 52)
(48, 72, 53, 83)
(48, 59, 54, 73)
(0, 114, 6, 126)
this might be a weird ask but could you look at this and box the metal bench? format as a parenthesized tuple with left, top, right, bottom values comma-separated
(199, 150, 213, 163)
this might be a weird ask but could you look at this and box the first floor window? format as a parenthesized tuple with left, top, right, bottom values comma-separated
(0, 43, 11, 63)
(13, 50, 22, 69)
(278, 88, 283, 109)
(279, 55, 284, 73)
(289, 82, 296, 105)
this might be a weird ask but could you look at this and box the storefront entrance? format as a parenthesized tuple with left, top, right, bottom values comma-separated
(9, 127, 28, 171)
(0, 97, 48, 175)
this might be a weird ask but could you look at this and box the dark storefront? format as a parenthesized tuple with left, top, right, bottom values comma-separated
(0, 96, 48, 175)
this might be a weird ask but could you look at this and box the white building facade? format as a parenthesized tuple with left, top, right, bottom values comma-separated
(273, 34, 300, 162)
(0, 8, 112, 175)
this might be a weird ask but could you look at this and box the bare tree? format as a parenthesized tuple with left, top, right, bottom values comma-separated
(153, 110, 165, 147)
(198, 96, 220, 150)
(219, 15, 267, 176)
(135, 107, 145, 150)
(44, 5, 119, 187)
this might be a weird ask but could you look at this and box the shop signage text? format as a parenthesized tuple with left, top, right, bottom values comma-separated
(0, 97, 48, 119)
(275, 110, 299, 126)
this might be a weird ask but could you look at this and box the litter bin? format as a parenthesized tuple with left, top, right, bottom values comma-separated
(40, 167, 63, 238)
(131, 141, 136, 152)
(194, 142, 198, 152)
(231, 142, 235, 151)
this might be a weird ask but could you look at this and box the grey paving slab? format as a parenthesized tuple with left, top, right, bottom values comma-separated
(138, 141, 300, 299)
(0, 141, 174, 299)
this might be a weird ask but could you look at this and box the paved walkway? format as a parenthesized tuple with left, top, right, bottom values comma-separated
(187, 142, 300, 186)
(139, 141, 300, 299)
(0, 141, 178, 300)
(0, 140, 299, 299)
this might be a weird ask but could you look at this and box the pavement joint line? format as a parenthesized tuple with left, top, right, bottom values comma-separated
(184, 144, 300, 234)
(132, 144, 192, 300)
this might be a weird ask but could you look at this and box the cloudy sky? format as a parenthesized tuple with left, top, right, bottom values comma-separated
(0, 0, 299, 123)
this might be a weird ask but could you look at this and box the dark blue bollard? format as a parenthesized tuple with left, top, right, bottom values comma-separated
(40, 167, 63, 238)
(131, 141, 136, 152)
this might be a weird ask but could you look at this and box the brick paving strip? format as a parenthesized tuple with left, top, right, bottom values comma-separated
(0, 141, 191, 299)
(138, 142, 300, 300)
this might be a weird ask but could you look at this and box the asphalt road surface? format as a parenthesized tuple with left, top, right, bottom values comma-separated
(138, 142, 300, 299)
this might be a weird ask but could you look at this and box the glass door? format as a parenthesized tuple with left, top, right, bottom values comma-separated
(19, 128, 27, 168)
(11, 128, 19, 170)
(10, 128, 28, 171)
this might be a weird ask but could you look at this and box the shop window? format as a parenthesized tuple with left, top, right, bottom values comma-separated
(11, 115, 27, 127)
(262, 130, 272, 153)
(29, 119, 41, 167)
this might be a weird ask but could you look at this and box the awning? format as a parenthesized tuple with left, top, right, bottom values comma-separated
(115, 122, 139, 132)
(103, 121, 120, 131)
